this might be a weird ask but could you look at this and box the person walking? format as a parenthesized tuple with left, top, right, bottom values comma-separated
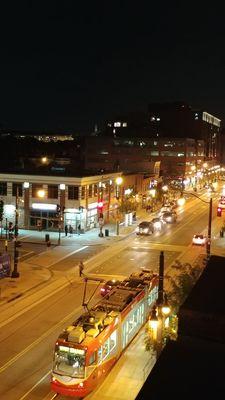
(69, 225, 73, 236)
(77, 223, 81, 236)
(65, 224, 68, 236)
(79, 261, 84, 277)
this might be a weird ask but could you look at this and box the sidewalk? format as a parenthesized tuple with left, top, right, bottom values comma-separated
(0, 207, 152, 311)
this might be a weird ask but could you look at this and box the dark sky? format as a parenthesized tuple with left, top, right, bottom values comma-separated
(0, 1, 225, 132)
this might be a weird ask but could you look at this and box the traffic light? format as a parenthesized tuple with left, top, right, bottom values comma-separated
(217, 207, 222, 217)
(0, 199, 4, 220)
(56, 204, 61, 213)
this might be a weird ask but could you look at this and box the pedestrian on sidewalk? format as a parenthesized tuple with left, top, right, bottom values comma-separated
(77, 223, 81, 235)
(69, 225, 73, 236)
(79, 261, 84, 277)
(65, 224, 68, 236)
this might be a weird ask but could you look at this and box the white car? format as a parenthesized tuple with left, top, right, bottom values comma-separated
(192, 234, 206, 246)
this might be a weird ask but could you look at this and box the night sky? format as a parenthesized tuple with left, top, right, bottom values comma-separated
(0, 2, 225, 132)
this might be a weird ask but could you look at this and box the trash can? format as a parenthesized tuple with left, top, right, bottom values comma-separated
(105, 229, 109, 237)
(45, 233, 50, 242)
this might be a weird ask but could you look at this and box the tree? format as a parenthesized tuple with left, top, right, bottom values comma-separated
(165, 259, 204, 312)
(144, 259, 204, 353)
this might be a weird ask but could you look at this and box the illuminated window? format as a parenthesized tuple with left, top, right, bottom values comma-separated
(164, 142, 174, 148)
(122, 122, 127, 127)
(151, 116, 155, 121)
(161, 151, 184, 157)
(150, 151, 159, 156)
(114, 122, 121, 127)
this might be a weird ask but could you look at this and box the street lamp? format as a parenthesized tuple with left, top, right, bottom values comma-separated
(11, 186, 20, 278)
(58, 184, 65, 245)
(177, 191, 213, 259)
(115, 176, 123, 235)
(148, 251, 172, 357)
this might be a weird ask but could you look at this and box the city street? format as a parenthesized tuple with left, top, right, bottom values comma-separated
(0, 187, 223, 399)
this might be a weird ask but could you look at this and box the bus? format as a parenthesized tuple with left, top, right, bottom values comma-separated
(51, 269, 158, 397)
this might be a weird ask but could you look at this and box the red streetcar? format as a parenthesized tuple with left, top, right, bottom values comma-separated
(51, 270, 158, 397)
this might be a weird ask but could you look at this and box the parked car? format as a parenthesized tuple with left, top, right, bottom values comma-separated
(192, 234, 206, 246)
(161, 211, 177, 223)
(100, 279, 121, 296)
(136, 221, 154, 235)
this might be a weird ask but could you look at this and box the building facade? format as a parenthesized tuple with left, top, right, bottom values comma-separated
(0, 171, 157, 232)
(0, 173, 123, 232)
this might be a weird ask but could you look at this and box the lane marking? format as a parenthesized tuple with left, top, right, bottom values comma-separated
(26, 246, 88, 268)
(18, 369, 51, 400)
(0, 305, 82, 374)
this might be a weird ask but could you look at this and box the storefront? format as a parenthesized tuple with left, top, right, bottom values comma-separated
(64, 208, 86, 233)
(30, 203, 59, 230)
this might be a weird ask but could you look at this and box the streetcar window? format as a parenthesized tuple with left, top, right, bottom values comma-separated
(98, 347, 102, 362)
(89, 352, 96, 365)
(53, 346, 86, 379)
(98, 331, 117, 363)
(109, 330, 117, 351)
(102, 340, 110, 360)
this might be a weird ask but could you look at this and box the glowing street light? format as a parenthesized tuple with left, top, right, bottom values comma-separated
(115, 176, 123, 185)
(37, 189, 45, 198)
(177, 197, 186, 206)
(41, 156, 47, 164)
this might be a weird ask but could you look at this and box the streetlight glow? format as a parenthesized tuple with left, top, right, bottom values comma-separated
(115, 177, 123, 185)
(177, 197, 186, 206)
(37, 189, 45, 198)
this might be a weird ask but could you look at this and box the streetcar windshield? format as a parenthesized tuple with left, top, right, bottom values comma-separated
(53, 345, 86, 379)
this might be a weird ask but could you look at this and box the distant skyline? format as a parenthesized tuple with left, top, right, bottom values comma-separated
(0, 2, 225, 132)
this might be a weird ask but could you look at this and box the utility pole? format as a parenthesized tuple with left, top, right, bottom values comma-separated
(207, 197, 212, 259)
(11, 186, 20, 278)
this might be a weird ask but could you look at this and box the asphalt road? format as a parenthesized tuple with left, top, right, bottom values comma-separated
(0, 188, 221, 400)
